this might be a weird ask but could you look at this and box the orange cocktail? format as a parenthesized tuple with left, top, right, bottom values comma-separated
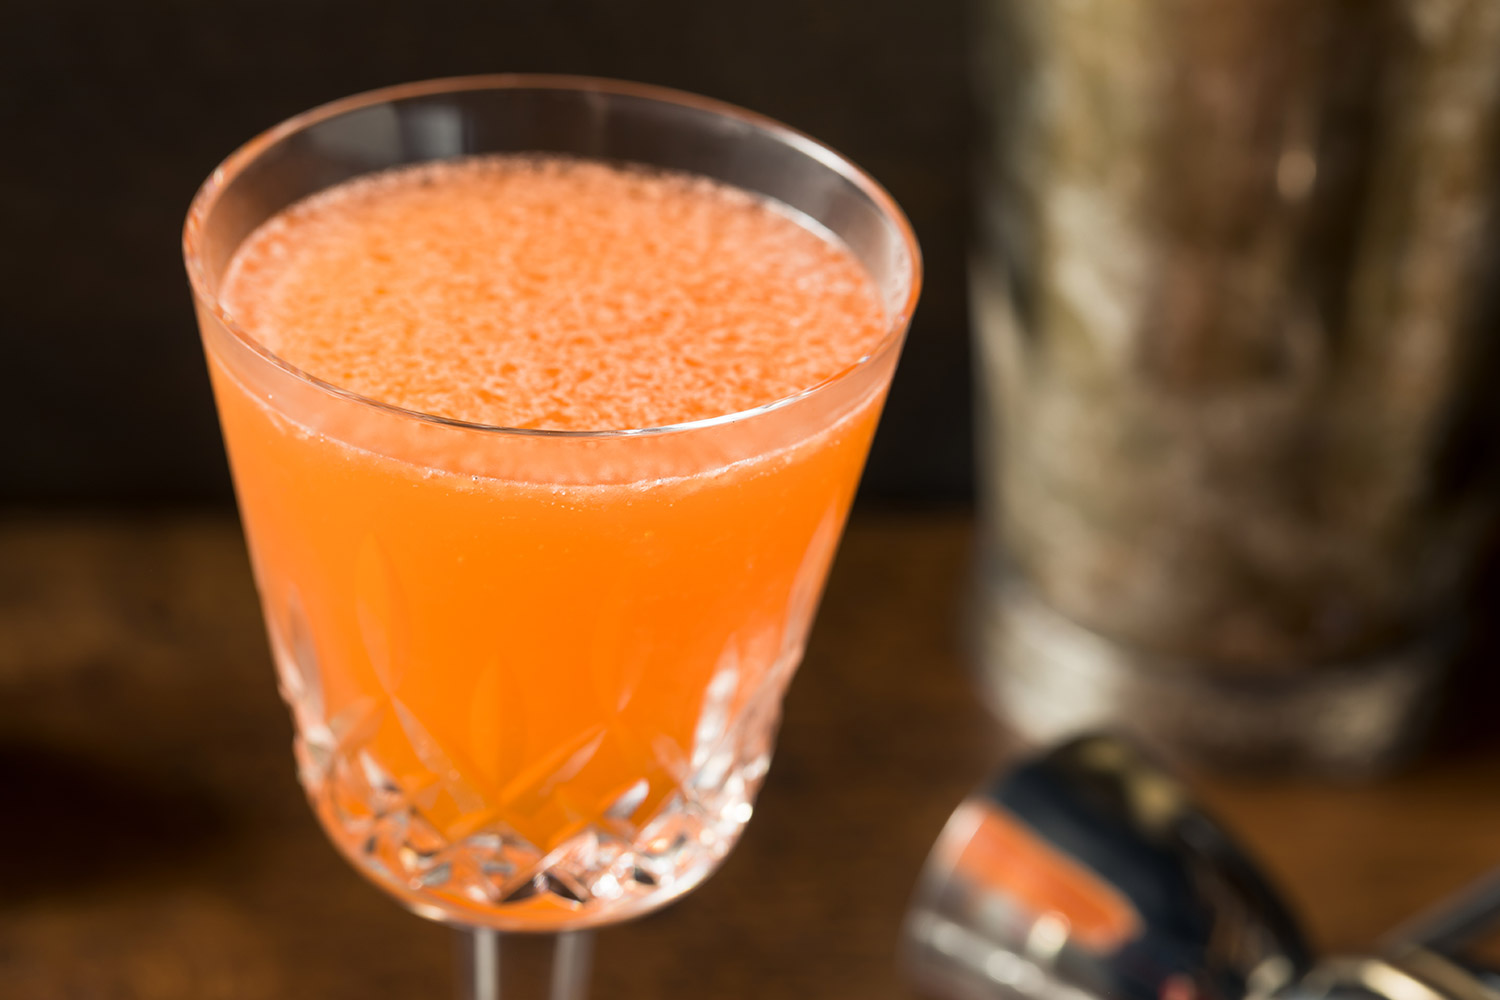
(185, 78, 919, 934)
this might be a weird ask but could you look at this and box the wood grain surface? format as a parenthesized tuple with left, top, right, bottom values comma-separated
(1, 511, 1496, 998)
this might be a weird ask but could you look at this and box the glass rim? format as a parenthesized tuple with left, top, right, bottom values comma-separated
(183, 73, 923, 440)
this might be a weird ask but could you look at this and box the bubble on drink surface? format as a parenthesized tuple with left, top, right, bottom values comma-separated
(221, 155, 888, 432)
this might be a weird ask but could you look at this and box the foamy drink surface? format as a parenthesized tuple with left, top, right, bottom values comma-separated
(221, 156, 887, 431)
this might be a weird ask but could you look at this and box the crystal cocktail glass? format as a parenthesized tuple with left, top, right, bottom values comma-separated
(184, 75, 920, 997)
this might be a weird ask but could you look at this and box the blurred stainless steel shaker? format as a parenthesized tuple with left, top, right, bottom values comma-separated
(970, 0, 1500, 773)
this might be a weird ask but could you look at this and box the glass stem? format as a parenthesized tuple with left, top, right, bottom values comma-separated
(550, 931, 594, 1000)
(470, 929, 501, 1000)
(464, 929, 595, 1000)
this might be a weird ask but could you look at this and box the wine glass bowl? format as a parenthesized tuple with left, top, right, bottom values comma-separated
(184, 76, 920, 936)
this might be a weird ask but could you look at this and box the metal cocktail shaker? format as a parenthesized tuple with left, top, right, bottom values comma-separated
(970, 0, 1500, 773)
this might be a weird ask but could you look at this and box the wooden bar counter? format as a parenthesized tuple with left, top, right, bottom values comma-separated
(2, 511, 1497, 998)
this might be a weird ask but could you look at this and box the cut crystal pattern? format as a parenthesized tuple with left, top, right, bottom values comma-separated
(279, 629, 799, 929)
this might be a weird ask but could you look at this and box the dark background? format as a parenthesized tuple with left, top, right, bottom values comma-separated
(1, 0, 974, 508)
